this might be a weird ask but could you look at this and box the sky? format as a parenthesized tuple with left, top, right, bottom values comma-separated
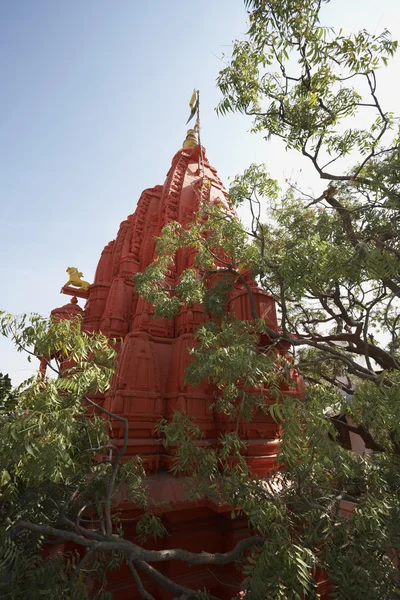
(1, 0, 399, 383)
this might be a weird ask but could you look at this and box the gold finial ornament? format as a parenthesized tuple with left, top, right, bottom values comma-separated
(182, 128, 198, 149)
(182, 90, 203, 173)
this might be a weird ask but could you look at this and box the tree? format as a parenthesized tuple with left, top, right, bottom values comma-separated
(214, 0, 400, 456)
(0, 373, 15, 412)
(136, 0, 400, 597)
(216, 0, 400, 393)
(1, 1, 400, 599)
(0, 314, 264, 600)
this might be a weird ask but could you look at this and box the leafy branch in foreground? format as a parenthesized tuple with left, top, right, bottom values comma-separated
(0, 314, 268, 600)
(134, 177, 400, 597)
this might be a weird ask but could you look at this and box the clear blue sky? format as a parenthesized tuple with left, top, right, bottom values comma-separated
(1, 0, 399, 382)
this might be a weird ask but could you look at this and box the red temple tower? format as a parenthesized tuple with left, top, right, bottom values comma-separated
(51, 130, 313, 598)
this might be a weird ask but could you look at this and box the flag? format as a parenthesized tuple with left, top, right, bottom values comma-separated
(186, 89, 198, 124)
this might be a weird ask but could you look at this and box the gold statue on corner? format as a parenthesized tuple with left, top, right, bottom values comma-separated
(64, 267, 90, 291)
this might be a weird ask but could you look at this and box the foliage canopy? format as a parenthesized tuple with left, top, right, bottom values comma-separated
(1, 1, 400, 599)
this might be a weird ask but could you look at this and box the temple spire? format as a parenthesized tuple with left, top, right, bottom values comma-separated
(185, 89, 201, 145)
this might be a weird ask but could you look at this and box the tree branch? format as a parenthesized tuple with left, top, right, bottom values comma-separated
(331, 418, 390, 453)
(84, 395, 128, 537)
(128, 560, 156, 600)
(135, 560, 221, 600)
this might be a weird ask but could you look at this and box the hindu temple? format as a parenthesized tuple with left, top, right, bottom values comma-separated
(49, 125, 327, 598)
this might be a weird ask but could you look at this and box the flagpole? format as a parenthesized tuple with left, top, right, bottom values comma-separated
(196, 91, 204, 174)
(185, 89, 204, 175)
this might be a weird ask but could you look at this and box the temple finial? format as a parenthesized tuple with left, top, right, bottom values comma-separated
(183, 90, 204, 172)
(182, 129, 198, 149)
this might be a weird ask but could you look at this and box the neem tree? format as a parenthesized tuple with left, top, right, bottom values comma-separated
(138, 0, 400, 596)
(215, 0, 400, 446)
(1, 1, 400, 598)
